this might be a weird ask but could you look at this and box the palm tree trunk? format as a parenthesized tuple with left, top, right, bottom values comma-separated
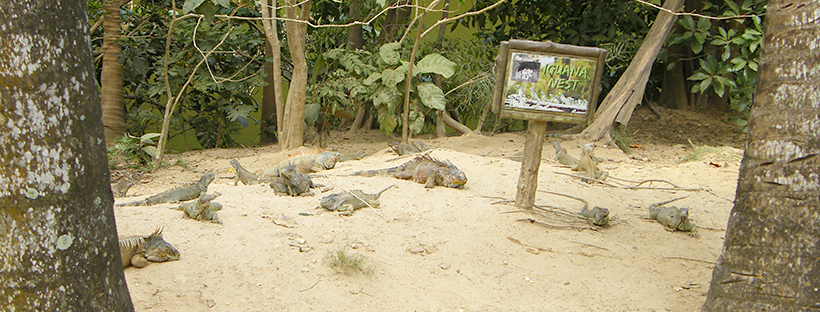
(701, 0, 820, 309)
(0, 0, 133, 309)
(100, 0, 126, 145)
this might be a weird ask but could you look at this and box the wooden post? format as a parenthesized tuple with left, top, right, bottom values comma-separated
(515, 120, 547, 209)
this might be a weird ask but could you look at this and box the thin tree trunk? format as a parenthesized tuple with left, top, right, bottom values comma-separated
(100, 0, 126, 145)
(0, 1, 133, 310)
(260, 36, 277, 144)
(701, 0, 820, 309)
(580, 0, 683, 141)
(280, 0, 311, 149)
(346, 0, 366, 134)
(434, 0, 450, 138)
(261, 0, 285, 142)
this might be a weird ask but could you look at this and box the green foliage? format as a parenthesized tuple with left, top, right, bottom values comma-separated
(111, 0, 266, 149)
(667, 0, 765, 131)
(107, 133, 161, 169)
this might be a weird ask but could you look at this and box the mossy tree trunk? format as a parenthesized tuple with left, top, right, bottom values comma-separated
(0, 0, 133, 310)
(701, 0, 820, 310)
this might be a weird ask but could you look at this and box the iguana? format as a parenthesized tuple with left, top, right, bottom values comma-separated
(230, 159, 263, 186)
(647, 197, 699, 238)
(270, 164, 313, 196)
(338, 151, 368, 162)
(388, 141, 435, 156)
(320, 185, 395, 216)
(553, 142, 580, 168)
(261, 151, 341, 178)
(573, 143, 608, 181)
(347, 153, 467, 189)
(178, 192, 222, 223)
(115, 173, 215, 206)
(579, 206, 610, 226)
(118, 228, 180, 268)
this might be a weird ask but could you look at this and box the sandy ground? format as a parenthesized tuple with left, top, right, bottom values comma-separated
(113, 108, 745, 311)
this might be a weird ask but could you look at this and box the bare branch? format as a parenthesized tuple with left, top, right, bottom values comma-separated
(634, 0, 764, 20)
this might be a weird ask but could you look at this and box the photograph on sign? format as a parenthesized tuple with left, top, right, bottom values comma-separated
(504, 51, 596, 115)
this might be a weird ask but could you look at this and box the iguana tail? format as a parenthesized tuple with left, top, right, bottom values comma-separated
(114, 199, 148, 207)
(374, 184, 396, 198)
(345, 166, 402, 177)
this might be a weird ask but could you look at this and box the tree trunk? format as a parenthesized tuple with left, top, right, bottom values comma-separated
(0, 1, 133, 310)
(346, 0, 366, 134)
(260, 0, 285, 142)
(260, 36, 277, 144)
(100, 0, 126, 145)
(701, 0, 820, 310)
(660, 45, 690, 109)
(380, 0, 411, 42)
(434, 0, 451, 138)
(580, 0, 684, 141)
(280, 0, 311, 149)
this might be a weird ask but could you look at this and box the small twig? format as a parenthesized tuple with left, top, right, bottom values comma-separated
(516, 218, 592, 230)
(662, 256, 715, 265)
(507, 236, 551, 252)
(299, 276, 321, 292)
(569, 240, 611, 252)
(634, 0, 765, 20)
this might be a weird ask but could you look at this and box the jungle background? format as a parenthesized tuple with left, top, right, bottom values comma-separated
(93, 0, 763, 169)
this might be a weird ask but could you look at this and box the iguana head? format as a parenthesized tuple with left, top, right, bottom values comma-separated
(199, 172, 216, 185)
(440, 168, 468, 189)
(319, 152, 341, 169)
(142, 228, 180, 263)
(588, 207, 610, 226)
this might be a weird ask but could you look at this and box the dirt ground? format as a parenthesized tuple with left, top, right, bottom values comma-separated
(113, 106, 746, 311)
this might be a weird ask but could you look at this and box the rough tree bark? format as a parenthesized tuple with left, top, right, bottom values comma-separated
(261, 0, 286, 143)
(100, 0, 127, 145)
(279, 0, 312, 149)
(0, 0, 133, 310)
(260, 37, 277, 144)
(580, 0, 684, 142)
(701, 0, 820, 310)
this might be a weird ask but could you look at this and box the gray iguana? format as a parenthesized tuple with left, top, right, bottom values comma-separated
(646, 197, 699, 238)
(574, 143, 608, 181)
(178, 192, 223, 223)
(347, 153, 467, 189)
(261, 151, 340, 178)
(118, 228, 180, 268)
(554, 142, 580, 168)
(338, 151, 368, 162)
(270, 164, 314, 196)
(580, 206, 611, 226)
(320, 185, 395, 216)
(230, 159, 263, 186)
(115, 173, 215, 206)
(388, 141, 435, 156)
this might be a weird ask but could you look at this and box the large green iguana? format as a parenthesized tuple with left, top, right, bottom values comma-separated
(230, 159, 263, 186)
(553, 142, 580, 168)
(115, 173, 215, 206)
(118, 228, 180, 268)
(579, 206, 611, 227)
(270, 164, 314, 196)
(646, 197, 699, 238)
(178, 193, 223, 223)
(348, 153, 467, 189)
(320, 185, 395, 216)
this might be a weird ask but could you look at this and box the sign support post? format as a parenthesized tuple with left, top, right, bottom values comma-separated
(493, 39, 606, 210)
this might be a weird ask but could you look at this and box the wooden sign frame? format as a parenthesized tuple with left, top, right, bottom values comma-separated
(493, 40, 607, 125)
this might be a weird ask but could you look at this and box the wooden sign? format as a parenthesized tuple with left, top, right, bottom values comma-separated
(493, 40, 607, 125)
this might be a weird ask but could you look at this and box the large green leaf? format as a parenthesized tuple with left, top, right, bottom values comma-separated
(183, 0, 207, 13)
(408, 110, 425, 135)
(363, 72, 382, 86)
(372, 87, 397, 109)
(417, 82, 446, 110)
(382, 66, 406, 87)
(379, 42, 401, 65)
(377, 106, 397, 135)
(414, 53, 457, 78)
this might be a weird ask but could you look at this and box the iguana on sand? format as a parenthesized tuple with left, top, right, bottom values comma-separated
(270, 164, 314, 196)
(261, 151, 340, 178)
(320, 185, 395, 216)
(348, 153, 467, 189)
(119, 228, 180, 268)
(388, 141, 435, 156)
(115, 173, 215, 206)
(580, 206, 610, 226)
(230, 159, 263, 186)
(647, 197, 699, 238)
(574, 143, 608, 181)
(553, 142, 580, 168)
(178, 193, 223, 223)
